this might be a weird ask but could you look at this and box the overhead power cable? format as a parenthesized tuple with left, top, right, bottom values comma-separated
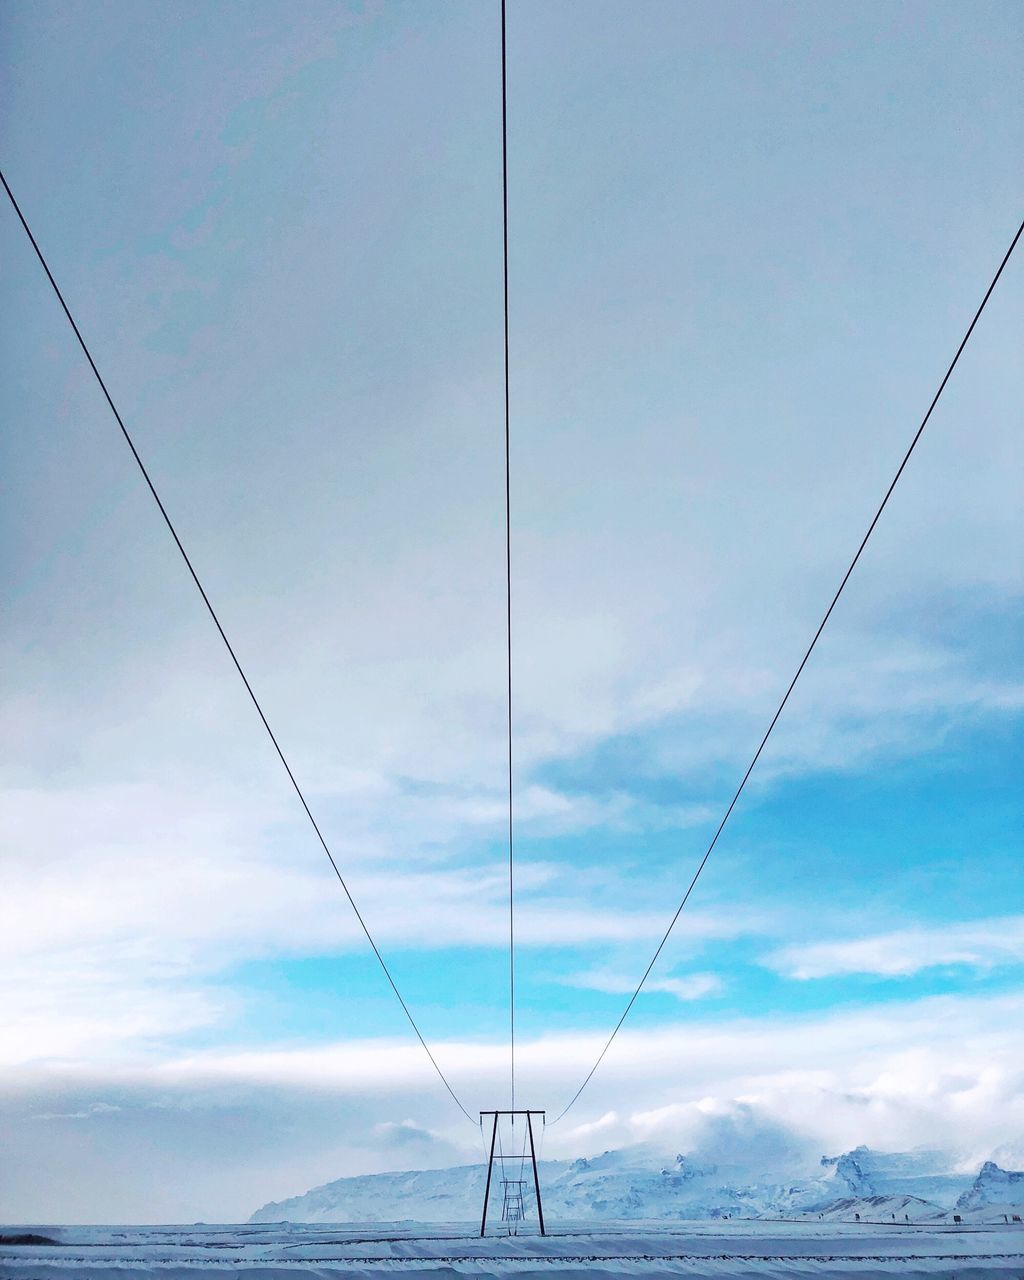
(1, 167, 475, 1127)
(550, 214, 1024, 1126)
(500, 0, 516, 1116)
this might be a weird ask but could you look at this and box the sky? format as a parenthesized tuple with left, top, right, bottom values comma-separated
(1, 0, 1022, 1224)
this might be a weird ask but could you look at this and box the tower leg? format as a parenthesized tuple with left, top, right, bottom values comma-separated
(526, 1112, 545, 1236)
(480, 1112, 498, 1237)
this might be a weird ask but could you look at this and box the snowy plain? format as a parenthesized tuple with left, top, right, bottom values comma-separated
(3, 1220, 1024, 1279)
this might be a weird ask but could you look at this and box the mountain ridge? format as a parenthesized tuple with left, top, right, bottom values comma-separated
(250, 1142, 1024, 1225)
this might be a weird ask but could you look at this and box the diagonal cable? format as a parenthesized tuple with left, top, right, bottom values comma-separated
(1, 166, 475, 1125)
(551, 214, 1024, 1125)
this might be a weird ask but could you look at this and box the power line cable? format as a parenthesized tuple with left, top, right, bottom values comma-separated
(550, 214, 1024, 1126)
(500, 0, 516, 1115)
(0, 166, 475, 1126)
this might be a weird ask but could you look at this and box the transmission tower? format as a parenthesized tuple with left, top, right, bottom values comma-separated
(480, 1110, 545, 1236)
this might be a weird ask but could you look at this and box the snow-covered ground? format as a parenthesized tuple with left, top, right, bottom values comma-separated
(6, 1144, 1021, 1276)
(2, 1220, 1023, 1278)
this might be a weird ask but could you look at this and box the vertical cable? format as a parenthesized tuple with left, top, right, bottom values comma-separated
(500, 0, 515, 1116)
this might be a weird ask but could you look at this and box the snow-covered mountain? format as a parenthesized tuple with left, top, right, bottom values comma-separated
(805, 1194, 944, 1223)
(250, 1143, 1024, 1224)
(821, 1145, 975, 1207)
(957, 1161, 1024, 1211)
(250, 1143, 822, 1224)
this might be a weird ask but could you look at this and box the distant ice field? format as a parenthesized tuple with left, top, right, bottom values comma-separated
(2, 1221, 1023, 1278)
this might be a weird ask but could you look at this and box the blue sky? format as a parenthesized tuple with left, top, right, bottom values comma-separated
(1, 0, 1022, 1222)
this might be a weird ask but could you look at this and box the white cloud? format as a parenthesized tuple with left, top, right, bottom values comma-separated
(70, 991, 1024, 1151)
(0, 945, 225, 1067)
(6, 989, 1020, 1218)
(33, 1101, 122, 1122)
(562, 969, 723, 1001)
(371, 1119, 462, 1166)
(561, 1109, 620, 1144)
(766, 915, 1024, 979)
(649, 973, 723, 1000)
(0, 780, 727, 954)
(0, 779, 755, 1068)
